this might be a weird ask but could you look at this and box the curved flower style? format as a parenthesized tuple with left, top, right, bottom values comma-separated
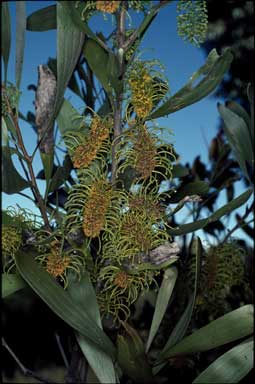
(96, 262, 158, 323)
(2, 226, 22, 273)
(127, 60, 169, 120)
(36, 239, 85, 288)
(65, 113, 113, 170)
(115, 123, 174, 186)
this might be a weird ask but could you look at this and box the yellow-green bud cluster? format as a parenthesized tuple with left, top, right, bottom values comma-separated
(177, 0, 208, 47)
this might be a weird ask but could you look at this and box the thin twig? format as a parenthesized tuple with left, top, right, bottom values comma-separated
(222, 204, 254, 243)
(122, 0, 171, 52)
(4, 92, 51, 230)
(110, 4, 126, 185)
(17, 191, 36, 202)
(2, 337, 51, 384)
(55, 332, 69, 369)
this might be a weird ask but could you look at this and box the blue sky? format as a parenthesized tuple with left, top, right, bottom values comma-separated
(2, 1, 252, 244)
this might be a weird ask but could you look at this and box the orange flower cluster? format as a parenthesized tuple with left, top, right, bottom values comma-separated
(114, 270, 129, 289)
(129, 67, 154, 119)
(83, 179, 112, 237)
(129, 195, 162, 221)
(72, 115, 112, 169)
(121, 213, 152, 253)
(46, 244, 71, 279)
(96, 1, 120, 13)
(133, 126, 157, 179)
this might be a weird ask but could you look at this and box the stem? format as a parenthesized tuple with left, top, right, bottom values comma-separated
(123, 0, 171, 53)
(4, 93, 51, 230)
(55, 332, 69, 369)
(2, 337, 51, 384)
(222, 204, 254, 243)
(111, 4, 126, 185)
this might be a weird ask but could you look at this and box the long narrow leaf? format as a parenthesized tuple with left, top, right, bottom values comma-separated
(1, 2, 11, 82)
(146, 267, 178, 353)
(14, 251, 116, 359)
(2, 146, 30, 194)
(67, 271, 118, 384)
(125, 0, 173, 62)
(2, 274, 27, 298)
(193, 338, 254, 383)
(16, 1, 26, 89)
(64, 2, 107, 46)
(218, 103, 254, 184)
(247, 83, 254, 144)
(55, 3, 85, 117)
(153, 238, 202, 374)
(159, 305, 253, 360)
(168, 188, 253, 235)
(26, 5, 56, 31)
(40, 3, 85, 187)
(149, 49, 233, 119)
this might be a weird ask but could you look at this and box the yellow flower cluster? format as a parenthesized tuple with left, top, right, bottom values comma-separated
(36, 240, 84, 288)
(96, 1, 120, 13)
(46, 251, 71, 279)
(133, 125, 157, 179)
(186, 242, 247, 318)
(2, 226, 22, 273)
(2, 226, 22, 258)
(119, 211, 153, 254)
(114, 270, 129, 289)
(72, 115, 112, 169)
(83, 179, 112, 237)
(128, 67, 154, 119)
(128, 194, 163, 222)
(98, 263, 156, 319)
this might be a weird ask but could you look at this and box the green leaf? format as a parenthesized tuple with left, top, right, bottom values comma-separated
(42, 3, 85, 145)
(117, 323, 152, 382)
(67, 271, 118, 384)
(47, 57, 84, 101)
(168, 188, 253, 235)
(167, 238, 201, 346)
(146, 267, 178, 353)
(247, 83, 254, 144)
(26, 5, 56, 31)
(1, 2, 11, 82)
(68, 71, 84, 100)
(64, 2, 106, 44)
(48, 155, 73, 193)
(125, 1, 172, 65)
(172, 164, 189, 178)
(159, 305, 253, 360)
(149, 49, 234, 119)
(2, 146, 30, 194)
(16, 1, 26, 90)
(168, 181, 209, 203)
(2, 117, 9, 146)
(56, 100, 89, 152)
(97, 97, 112, 117)
(153, 238, 202, 374)
(218, 103, 254, 184)
(14, 250, 116, 359)
(2, 273, 27, 298)
(41, 152, 54, 199)
(107, 51, 122, 95)
(83, 39, 121, 96)
(4, 114, 18, 140)
(225, 100, 251, 136)
(193, 338, 254, 384)
(55, 3, 85, 117)
(209, 189, 253, 221)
